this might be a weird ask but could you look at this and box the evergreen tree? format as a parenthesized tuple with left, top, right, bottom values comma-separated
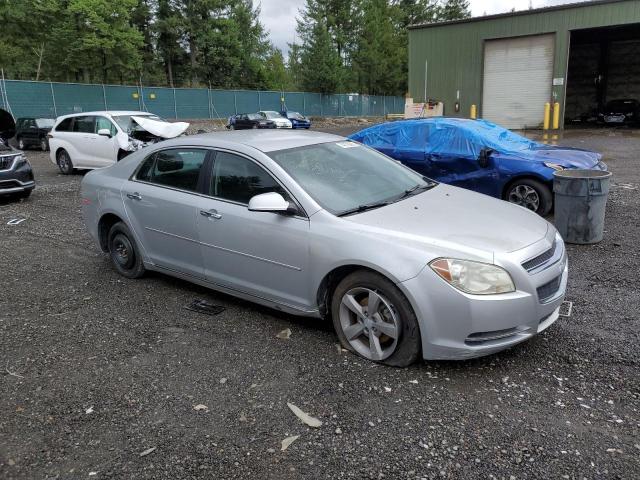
(299, 20, 343, 93)
(438, 0, 471, 21)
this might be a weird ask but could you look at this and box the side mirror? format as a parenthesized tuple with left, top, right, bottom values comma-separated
(98, 128, 112, 138)
(248, 192, 292, 214)
(478, 148, 494, 168)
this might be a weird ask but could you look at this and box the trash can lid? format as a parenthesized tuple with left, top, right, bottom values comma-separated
(553, 169, 612, 180)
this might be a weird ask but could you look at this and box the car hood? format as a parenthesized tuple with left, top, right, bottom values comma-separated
(514, 146, 602, 169)
(131, 116, 189, 139)
(345, 184, 549, 256)
(0, 108, 16, 141)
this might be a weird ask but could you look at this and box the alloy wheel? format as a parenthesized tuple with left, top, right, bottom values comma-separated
(18, 138, 25, 150)
(508, 184, 540, 212)
(339, 287, 399, 361)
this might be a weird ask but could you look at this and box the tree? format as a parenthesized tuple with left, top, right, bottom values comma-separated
(299, 20, 343, 93)
(264, 47, 289, 91)
(352, 0, 403, 95)
(438, 0, 471, 21)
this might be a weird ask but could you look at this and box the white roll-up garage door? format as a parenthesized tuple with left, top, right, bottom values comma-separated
(482, 34, 554, 129)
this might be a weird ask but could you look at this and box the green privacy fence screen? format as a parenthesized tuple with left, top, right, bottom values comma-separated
(0, 79, 405, 120)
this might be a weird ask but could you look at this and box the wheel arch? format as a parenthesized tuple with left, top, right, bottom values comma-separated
(501, 174, 552, 200)
(98, 212, 125, 253)
(315, 263, 407, 320)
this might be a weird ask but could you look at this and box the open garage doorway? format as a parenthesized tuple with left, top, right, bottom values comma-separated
(565, 23, 640, 128)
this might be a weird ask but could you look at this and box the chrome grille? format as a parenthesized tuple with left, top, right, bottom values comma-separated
(0, 155, 16, 171)
(522, 241, 556, 272)
(537, 275, 562, 303)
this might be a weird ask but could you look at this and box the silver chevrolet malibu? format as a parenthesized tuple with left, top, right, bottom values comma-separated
(81, 130, 568, 366)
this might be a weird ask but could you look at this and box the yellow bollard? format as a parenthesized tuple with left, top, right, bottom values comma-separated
(470, 104, 477, 119)
(543, 103, 551, 130)
(553, 102, 560, 130)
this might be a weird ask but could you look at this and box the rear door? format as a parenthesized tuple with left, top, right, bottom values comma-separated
(71, 116, 99, 167)
(123, 147, 210, 278)
(196, 150, 311, 310)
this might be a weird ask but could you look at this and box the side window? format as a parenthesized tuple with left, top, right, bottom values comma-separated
(56, 118, 74, 132)
(95, 116, 117, 136)
(73, 116, 96, 133)
(211, 152, 286, 204)
(138, 148, 208, 192)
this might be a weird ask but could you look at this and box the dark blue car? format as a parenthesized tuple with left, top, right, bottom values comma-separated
(349, 118, 607, 216)
(281, 111, 311, 129)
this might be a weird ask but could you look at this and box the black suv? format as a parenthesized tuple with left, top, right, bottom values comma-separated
(0, 109, 35, 199)
(16, 117, 54, 151)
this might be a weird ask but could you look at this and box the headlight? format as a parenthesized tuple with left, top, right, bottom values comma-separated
(429, 258, 515, 295)
(544, 162, 565, 171)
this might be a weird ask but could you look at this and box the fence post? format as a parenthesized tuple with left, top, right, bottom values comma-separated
(234, 91, 237, 115)
(50, 82, 58, 117)
(258, 91, 261, 111)
(207, 87, 212, 119)
(383, 96, 386, 116)
(173, 88, 178, 119)
(303, 94, 306, 116)
(320, 94, 323, 117)
(102, 84, 108, 110)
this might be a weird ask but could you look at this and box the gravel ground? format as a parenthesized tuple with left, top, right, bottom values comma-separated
(1, 125, 639, 480)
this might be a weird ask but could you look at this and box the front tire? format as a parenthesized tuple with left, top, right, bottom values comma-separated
(505, 179, 552, 216)
(331, 271, 421, 367)
(107, 222, 146, 279)
(56, 149, 74, 175)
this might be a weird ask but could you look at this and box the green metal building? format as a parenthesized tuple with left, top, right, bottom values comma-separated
(408, 0, 640, 129)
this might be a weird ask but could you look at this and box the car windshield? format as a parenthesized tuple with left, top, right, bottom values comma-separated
(262, 111, 282, 119)
(268, 141, 435, 215)
(287, 112, 305, 120)
(606, 100, 637, 113)
(112, 114, 166, 133)
(35, 118, 55, 128)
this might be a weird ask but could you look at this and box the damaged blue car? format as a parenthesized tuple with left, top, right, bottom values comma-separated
(349, 118, 607, 216)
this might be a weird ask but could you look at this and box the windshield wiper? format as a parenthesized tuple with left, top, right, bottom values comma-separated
(337, 201, 391, 217)
(396, 182, 437, 200)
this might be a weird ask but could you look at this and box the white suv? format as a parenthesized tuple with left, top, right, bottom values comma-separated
(48, 111, 189, 174)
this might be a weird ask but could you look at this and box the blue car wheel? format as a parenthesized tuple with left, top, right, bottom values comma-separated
(505, 178, 553, 216)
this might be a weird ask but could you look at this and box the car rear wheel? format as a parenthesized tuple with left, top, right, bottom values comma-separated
(331, 271, 421, 367)
(506, 179, 552, 216)
(56, 149, 74, 175)
(107, 222, 146, 279)
(40, 138, 48, 151)
(17, 137, 26, 150)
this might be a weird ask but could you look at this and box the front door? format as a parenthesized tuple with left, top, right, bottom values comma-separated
(123, 147, 210, 278)
(196, 150, 311, 310)
(92, 116, 120, 167)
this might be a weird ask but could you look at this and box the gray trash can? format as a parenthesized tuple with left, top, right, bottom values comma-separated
(553, 169, 612, 244)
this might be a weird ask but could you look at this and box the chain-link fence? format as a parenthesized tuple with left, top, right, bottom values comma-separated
(0, 79, 404, 120)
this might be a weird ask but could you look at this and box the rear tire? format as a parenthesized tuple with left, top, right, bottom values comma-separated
(331, 270, 421, 367)
(17, 137, 26, 150)
(107, 222, 146, 279)
(40, 138, 48, 151)
(56, 149, 74, 175)
(505, 178, 552, 216)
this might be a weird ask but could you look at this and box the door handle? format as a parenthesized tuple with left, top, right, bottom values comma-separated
(127, 192, 142, 201)
(200, 209, 222, 219)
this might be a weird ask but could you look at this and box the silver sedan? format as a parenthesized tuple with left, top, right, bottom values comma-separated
(81, 130, 568, 366)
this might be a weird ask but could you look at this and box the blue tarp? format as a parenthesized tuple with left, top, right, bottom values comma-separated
(349, 118, 538, 158)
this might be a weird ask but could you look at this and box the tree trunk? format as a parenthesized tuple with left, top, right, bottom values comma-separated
(166, 55, 174, 88)
(189, 36, 198, 86)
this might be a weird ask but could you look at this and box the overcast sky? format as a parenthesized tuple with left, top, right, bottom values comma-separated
(259, 0, 590, 57)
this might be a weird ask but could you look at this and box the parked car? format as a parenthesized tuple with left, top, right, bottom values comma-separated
(228, 113, 277, 130)
(598, 99, 640, 126)
(258, 111, 292, 129)
(349, 118, 607, 216)
(281, 111, 311, 129)
(48, 111, 189, 174)
(81, 130, 568, 366)
(0, 109, 35, 199)
(16, 117, 55, 151)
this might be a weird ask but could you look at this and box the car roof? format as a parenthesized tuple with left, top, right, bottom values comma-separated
(188, 130, 343, 153)
(56, 111, 153, 119)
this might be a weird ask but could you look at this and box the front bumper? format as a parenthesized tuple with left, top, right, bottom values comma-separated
(401, 230, 568, 360)
(0, 157, 35, 195)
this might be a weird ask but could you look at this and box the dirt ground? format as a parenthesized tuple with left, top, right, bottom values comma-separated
(1, 123, 639, 480)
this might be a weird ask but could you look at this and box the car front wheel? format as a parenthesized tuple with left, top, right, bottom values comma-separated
(108, 222, 146, 279)
(331, 271, 421, 367)
(505, 179, 552, 216)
